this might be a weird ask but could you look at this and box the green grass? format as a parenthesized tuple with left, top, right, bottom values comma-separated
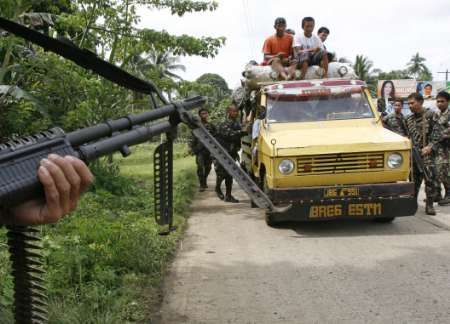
(0, 143, 196, 323)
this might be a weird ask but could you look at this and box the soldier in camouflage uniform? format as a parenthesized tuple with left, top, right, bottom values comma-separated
(214, 104, 247, 203)
(405, 93, 442, 215)
(435, 91, 450, 205)
(188, 108, 216, 192)
(382, 98, 407, 136)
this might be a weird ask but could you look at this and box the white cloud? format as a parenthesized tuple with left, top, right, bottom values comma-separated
(138, 0, 450, 87)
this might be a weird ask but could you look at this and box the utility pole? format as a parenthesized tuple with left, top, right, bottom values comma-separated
(437, 69, 449, 82)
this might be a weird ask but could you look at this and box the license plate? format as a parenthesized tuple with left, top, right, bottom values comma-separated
(309, 203, 382, 219)
(323, 187, 360, 198)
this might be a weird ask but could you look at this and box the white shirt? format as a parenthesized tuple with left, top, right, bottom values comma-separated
(252, 120, 261, 140)
(293, 34, 324, 50)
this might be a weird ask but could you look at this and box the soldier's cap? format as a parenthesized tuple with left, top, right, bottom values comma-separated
(274, 17, 286, 26)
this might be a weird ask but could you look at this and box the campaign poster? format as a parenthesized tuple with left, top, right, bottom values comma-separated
(416, 81, 447, 98)
(377, 80, 417, 98)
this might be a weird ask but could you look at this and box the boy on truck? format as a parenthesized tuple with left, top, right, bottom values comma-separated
(262, 17, 297, 80)
(294, 17, 329, 79)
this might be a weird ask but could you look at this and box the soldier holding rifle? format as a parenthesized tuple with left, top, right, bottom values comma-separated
(405, 93, 442, 215)
(435, 91, 450, 205)
(214, 104, 247, 203)
(188, 108, 217, 192)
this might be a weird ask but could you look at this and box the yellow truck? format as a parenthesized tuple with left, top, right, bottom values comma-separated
(240, 79, 417, 225)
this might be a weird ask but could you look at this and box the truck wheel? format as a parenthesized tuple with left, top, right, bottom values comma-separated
(374, 217, 395, 223)
(261, 174, 278, 226)
(265, 213, 278, 227)
(247, 169, 258, 208)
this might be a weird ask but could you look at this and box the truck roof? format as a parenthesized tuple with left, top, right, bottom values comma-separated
(263, 79, 367, 99)
(263, 79, 366, 92)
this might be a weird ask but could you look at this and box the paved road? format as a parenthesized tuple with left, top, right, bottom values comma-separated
(158, 177, 450, 324)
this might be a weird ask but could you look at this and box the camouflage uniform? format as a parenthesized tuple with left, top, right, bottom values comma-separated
(188, 122, 216, 189)
(405, 109, 442, 206)
(435, 108, 450, 199)
(214, 117, 245, 201)
(382, 112, 407, 136)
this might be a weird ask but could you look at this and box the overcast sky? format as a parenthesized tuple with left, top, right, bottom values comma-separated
(138, 0, 450, 89)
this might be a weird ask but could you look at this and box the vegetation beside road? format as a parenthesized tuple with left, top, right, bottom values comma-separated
(0, 143, 196, 323)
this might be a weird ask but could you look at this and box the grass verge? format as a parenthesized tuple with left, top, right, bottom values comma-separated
(0, 143, 196, 323)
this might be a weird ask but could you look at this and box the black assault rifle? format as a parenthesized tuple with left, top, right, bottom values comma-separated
(411, 146, 433, 182)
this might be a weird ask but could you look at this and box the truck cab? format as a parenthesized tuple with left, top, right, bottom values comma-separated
(241, 79, 417, 225)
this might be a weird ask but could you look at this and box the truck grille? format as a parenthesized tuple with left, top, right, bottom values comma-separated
(296, 152, 385, 175)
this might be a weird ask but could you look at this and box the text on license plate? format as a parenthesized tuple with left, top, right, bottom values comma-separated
(324, 187, 359, 198)
(309, 203, 382, 219)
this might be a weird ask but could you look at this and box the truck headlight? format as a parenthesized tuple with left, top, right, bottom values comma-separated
(387, 153, 403, 169)
(278, 159, 294, 174)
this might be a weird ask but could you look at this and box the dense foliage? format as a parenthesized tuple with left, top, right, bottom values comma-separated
(0, 0, 229, 141)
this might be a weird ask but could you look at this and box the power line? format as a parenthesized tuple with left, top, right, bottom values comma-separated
(244, 0, 258, 59)
(241, 0, 256, 60)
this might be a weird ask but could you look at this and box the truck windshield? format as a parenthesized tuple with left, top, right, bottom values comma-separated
(266, 89, 374, 123)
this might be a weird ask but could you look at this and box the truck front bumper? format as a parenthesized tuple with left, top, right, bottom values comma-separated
(266, 182, 417, 222)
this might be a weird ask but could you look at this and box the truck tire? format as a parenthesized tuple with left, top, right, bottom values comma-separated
(247, 169, 258, 208)
(374, 217, 395, 223)
(265, 213, 278, 227)
(262, 174, 278, 227)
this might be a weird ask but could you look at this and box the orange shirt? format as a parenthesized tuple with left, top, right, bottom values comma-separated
(262, 33, 293, 62)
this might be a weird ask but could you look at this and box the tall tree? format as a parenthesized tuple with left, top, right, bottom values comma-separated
(353, 55, 373, 81)
(406, 52, 431, 80)
(145, 47, 186, 80)
(196, 73, 230, 100)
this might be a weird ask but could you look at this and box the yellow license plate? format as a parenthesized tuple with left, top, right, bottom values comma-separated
(309, 203, 382, 219)
(323, 187, 360, 198)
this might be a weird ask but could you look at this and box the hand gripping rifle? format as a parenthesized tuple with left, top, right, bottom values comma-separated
(0, 17, 286, 323)
(411, 145, 433, 182)
(408, 116, 433, 184)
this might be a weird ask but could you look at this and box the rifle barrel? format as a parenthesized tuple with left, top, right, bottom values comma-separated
(78, 121, 173, 162)
(67, 96, 205, 147)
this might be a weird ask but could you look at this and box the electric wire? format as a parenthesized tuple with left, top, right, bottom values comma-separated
(241, 0, 257, 61)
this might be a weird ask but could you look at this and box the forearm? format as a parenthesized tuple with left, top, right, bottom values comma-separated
(264, 53, 278, 61)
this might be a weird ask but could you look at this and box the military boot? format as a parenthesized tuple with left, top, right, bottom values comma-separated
(438, 187, 450, 206)
(199, 177, 207, 192)
(434, 191, 442, 202)
(224, 178, 239, 203)
(425, 198, 436, 216)
(215, 176, 224, 200)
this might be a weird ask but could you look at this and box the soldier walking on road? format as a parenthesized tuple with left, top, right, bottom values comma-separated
(188, 108, 216, 192)
(214, 104, 247, 203)
(382, 98, 407, 136)
(405, 93, 442, 215)
(435, 91, 450, 205)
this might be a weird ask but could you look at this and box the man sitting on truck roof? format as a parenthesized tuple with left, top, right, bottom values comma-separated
(317, 26, 335, 62)
(294, 17, 329, 79)
(262, 17, 297, 80)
